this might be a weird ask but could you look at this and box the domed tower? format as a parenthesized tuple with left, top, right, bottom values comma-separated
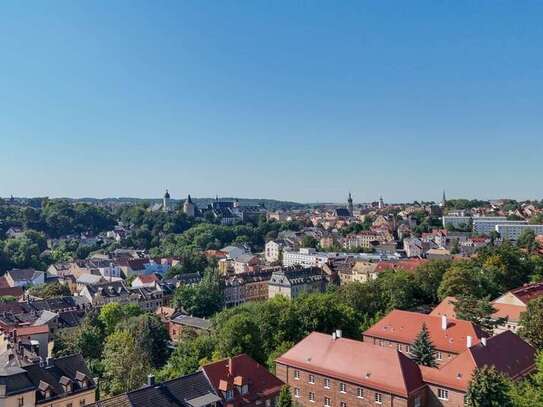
(183, 194, 195, 217)
(347, 192, 354, 215)
(163, 189, 171, 212)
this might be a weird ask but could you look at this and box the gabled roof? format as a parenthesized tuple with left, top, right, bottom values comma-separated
(509, 282, 543, 305)
(363, 310, 485, 355)
(90, 371, 220, 407)
(421, 331, 536, 391)
(202, 354, 283, 406)
(429, 296, 458, 319)
(276, 332, 424, 397)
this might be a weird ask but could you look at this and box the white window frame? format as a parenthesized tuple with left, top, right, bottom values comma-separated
(324, 397, 331, 407)
(438, 388, 449, 401)
(309, 374, 315, 384)
(309, 392, 315, 403)
(375, 392, 383, 404)
(324, 378, 330, 389)
(357, 387, 364, 399)
(340, 402, 346, 407)
(339, 382, 346, 393)
(294, 370, 300, 380)
(294, 388, 300, 398)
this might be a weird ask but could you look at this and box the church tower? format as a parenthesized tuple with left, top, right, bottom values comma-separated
(378, 195, 384, 209)
(183, 194, 195, 217)
(163, 189, 171, 212)
(440, 190, 447, 207)
(347, 192, 354, 215)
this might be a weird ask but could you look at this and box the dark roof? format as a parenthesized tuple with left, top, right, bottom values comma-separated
(90, 371, 220, 407)
(0, 367, 35, 396)
(84, 281, 130, 298)
(171, 315, 212, 331)
(6, 269, 40, 281)
(334, 208, 351, 217)
(24, 354, 95, 403)
(269, 267, 324, 287)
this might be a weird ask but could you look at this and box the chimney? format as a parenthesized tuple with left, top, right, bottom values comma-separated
(332, 332, 337, 341)
(481, 337, 487, 346)
(228, 357, 233, 376)
(441, 315, 448, 331)
(466, 336, 472, 348)
(147, 374, 155, 386)
(335, 329, 342, 338)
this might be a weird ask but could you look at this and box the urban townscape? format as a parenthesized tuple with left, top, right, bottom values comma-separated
(0, 193, 542, 406)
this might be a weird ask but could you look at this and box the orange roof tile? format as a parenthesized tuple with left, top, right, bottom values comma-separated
(429, 296, 458, 319)
(491, 303, 526, 323)
(363, 310, 485, 355)
(276, 332, 425, 397)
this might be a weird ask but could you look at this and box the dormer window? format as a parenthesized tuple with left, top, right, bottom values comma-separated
(241, 384, 249, 395)
(226, 389, 234, 400)
(60, 376, 73, 393)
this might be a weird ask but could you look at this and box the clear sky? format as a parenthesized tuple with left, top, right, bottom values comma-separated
(1, 1, 542, 203)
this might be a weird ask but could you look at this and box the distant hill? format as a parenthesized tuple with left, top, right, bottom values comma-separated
(39, 197, 305, 211)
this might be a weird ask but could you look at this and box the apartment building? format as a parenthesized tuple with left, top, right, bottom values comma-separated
(495, 224, 543, 240)
(363, 310, 485, 364)
(277, 330, 536, 407)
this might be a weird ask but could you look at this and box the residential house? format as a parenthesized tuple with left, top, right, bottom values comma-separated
(201, 354, 284, 407)
(404, 237, 424, 258)
(168, 314, 212, 342)
(90, 371, 220, 407)
(363, 310, 486, 364)
(5, 269, 46, 288)
(268, 267, 325, 300)
(265, 240, 289, 264)
(233, 254, 260, 274)
(276, 330, 535, 407)
(491, 281, 543, 333)
(0, 354, 96, 407)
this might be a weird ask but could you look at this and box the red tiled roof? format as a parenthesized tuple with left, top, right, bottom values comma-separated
(509, 282, 543, 305)
(14, 325, 49, 336)
(491, 303, 526, 323)
(0, 287, 24, 298)
(202, 354, 283, 406)
(429, 297, 458, 319)
(422, 331, 536, 391)
(363, 310, 485, 355)
(276, 332, 425, 398)
(137, 274, 159, 284)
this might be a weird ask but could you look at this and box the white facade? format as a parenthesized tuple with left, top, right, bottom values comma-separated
(495, 224, 543, 241)
(282, 248, 346, 268)
(441, 215, 472, 228)
(472, 219, 526, 235)
(265, 241, 282, 263)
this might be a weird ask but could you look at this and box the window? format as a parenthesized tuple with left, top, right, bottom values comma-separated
(357, 388, 364, 398)
(294, 370, 300, 380)
(324, 397, 331, 406)
(309, 374, 315, 384)
(80, 400, 86, 407)
(375, 393, 383, 404)
(226, 390, 234, 400)
(414, 397, 421, 407)
(324, 378, 330, 389)
(309, 392, 315, 403)
(294, 388, 300, 398)
(405, 345, 411, 354)
(438, 388, 449, 400)
(241, 384, 249, 395)
(436, 351, 443, 361)
(18, 397, 24, 407)
(67, 404, 73, 407)
(339, 382, 346, 393)
(340, 402, 346, 407)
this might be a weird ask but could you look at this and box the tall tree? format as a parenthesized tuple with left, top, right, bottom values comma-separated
(277, 385, 293, 407)
(410, 323, 437, 367)
(452, 295, 506, 336)
(102, 329, 151, 396)
(465, 367, 513, 407)
(518, 297, 543, 351)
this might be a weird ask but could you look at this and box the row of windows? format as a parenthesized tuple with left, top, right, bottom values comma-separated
(293, 388, 382, 405)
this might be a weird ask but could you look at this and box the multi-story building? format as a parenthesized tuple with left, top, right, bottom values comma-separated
(403, 237, 424, 258)
(265, 240, 290, 263)
(277, 330, 536, 407)
(363, 310, 485, 365)
(222, 271, 273, 307)
(282, 248, 346, 268)
(268, 267, 325, 300)
(0, 354, 96, 407)
(441, 216, 472, 229)
(472, 219, 526, 235)
(495, 224, 543, 241)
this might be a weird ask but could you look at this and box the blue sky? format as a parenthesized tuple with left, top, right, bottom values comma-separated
(1, 1, 542, 203)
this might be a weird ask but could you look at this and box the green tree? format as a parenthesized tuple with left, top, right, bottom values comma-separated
(98, 303, 143, 335)
(216, 313, 264, 363)
(28, 281, 71, 299)
(102, 329, 151, 396)
(465, 366, 513, 407)
(412, 260, 451, 305)
(518, 297, 543, 350)
(301, 235, 318, 249)
(517, 229, 538, 252)
(277, 385, 293, 407)
(453, 295, 506, 336)
(438, 262, 485, 299)
(172, 267, 222, 317)
(509, 352, 543, 406)
(410, 323, 437, 367)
